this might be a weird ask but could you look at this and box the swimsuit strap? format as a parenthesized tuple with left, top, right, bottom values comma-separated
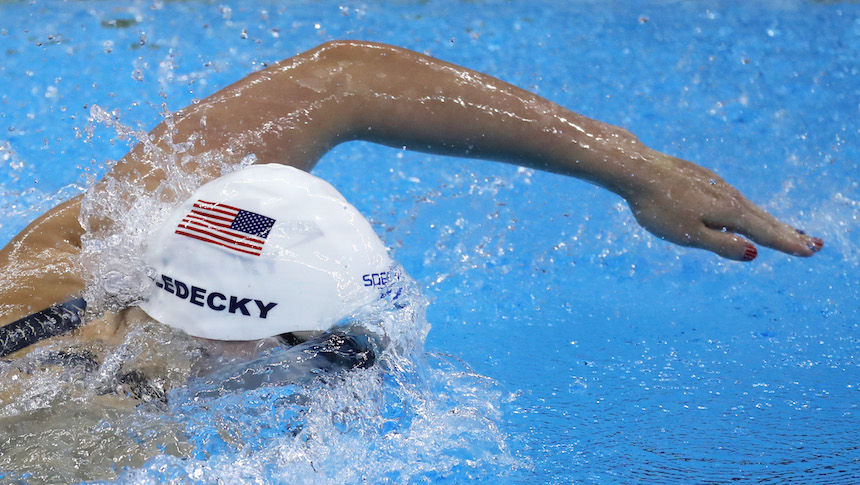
(0, 298, 87, 358)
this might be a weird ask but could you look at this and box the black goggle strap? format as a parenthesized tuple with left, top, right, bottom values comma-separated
(0, 298, 87, 358)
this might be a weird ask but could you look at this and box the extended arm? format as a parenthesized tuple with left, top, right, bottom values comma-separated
(0, 40, 822, 323)
(128, 40, 820, 259)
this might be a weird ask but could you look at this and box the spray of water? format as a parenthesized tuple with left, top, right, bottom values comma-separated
(0, 108, 522, 484)
(76, 104, 258, 315)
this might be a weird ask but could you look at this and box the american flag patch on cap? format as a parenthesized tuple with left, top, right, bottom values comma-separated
(175, 200, 275, 256)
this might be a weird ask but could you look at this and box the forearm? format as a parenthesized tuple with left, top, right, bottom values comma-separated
(312, 41, 653, 197)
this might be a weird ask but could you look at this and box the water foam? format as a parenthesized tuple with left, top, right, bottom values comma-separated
(0, 265, 520, 483)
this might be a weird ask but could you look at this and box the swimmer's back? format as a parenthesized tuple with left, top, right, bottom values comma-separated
(0, 197, 87, 328)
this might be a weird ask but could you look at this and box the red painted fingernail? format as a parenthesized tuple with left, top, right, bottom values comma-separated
(743, 245, 758, 261)
(809, 238, 824, 252)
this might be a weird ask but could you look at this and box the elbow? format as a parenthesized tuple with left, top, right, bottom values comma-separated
(303, 40, 396, 66)
(293, 40, 401, 138)
(294, 40, 385, 97)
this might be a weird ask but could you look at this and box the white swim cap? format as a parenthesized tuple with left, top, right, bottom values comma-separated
(140, 164, 394, 341)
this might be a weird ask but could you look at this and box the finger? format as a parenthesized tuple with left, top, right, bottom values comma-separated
(714, 203, 824, 257)
(747, 219, 822, 257)
(690, 227, 759, 262)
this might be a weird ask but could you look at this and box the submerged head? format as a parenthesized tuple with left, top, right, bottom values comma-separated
(140, 164, 392, 341)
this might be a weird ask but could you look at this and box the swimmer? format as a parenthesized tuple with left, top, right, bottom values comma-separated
(0, 41, 823, 378)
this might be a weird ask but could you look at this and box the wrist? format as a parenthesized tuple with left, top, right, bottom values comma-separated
(564, 133, 661, 202)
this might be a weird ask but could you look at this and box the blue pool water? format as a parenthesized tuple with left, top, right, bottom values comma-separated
(1, 0, 858, 483)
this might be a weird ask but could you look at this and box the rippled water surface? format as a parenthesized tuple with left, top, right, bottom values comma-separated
(1, 0, 858, 483)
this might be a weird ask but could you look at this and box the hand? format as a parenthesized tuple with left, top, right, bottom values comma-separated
(624, 153, 823, 261)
